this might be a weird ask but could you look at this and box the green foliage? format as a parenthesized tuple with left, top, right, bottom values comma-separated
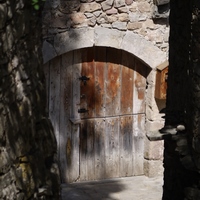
(32, 0, 46, 10)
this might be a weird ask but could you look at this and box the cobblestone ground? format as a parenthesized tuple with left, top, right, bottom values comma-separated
(61, 176, 163, 200)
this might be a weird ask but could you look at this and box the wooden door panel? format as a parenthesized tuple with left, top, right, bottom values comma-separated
(95, 47, 106, 117)
(105, 117, 119, 178)
(51, 47, 148, 183)
(94, 118, 106, 180)
(119, 116, 133, 177)
(72, 50, 81, 120)
(105, 48, 121, 116)
(121, 51, 134, 115)
(133, 114, 145, 175)
(80, 120, 95, 181)
(49, 56, 60, 148)
(60, 52, 73, 183)
(80, 48, 95, 119)
(133, 60, 146, 114)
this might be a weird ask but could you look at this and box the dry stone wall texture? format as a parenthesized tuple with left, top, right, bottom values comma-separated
(0, 0, 60, 199)
(42, 0, 169, 64)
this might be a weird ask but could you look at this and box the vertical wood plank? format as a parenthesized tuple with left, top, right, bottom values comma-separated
(80, 121, 88, 181)
(72, 49, 81, 120)
(60, 51, 79, 183)
(43, 62, 50, 115)
(49, 56, 60, 151)
(80, 119, 95, 181)
(121, 51, 134, 115)
(119, 116, 133, 177)
(95, 47, 106, 117)
(86, 120, 95, 180)
(94, 118, 106, 180)
(105, 48, 121, 116)
(80, 48, 95, 118)
(105, 117, 119, 178)
(71, 49, 82, 182)
(133, 114, 145, 175)
(133, 60, 147, 114)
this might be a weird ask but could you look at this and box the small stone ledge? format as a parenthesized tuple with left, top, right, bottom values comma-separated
(147, 130, 177, 141)
(147, 124, 186, 141)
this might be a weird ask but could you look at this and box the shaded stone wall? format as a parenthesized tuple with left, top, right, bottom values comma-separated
(0, 0, 60, 199)
(163, 0, 200, 199)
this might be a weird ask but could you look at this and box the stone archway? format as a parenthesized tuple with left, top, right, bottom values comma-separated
(43, 28, 166, 182)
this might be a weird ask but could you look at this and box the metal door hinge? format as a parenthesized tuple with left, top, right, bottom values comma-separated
(79, 76, 90, 85)
(78, 108, 88, 113)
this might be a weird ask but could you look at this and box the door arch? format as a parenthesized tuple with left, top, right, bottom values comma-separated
(45, 47, 151, 183)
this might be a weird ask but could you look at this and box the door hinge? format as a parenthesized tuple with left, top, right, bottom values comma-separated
(78, 108, 89, 113)
(79, 76, 90, 85)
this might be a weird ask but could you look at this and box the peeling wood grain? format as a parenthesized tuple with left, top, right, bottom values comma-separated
(43, 62, 50, 115)
(133, 60, 146, 114)
(95, 118, 106, 180)
(121, 51, 134, 115)
(119, 116, 133, 177)
(105, 48, 121, 116)
(49, 56, 60, 149)
(105, 117, 120, 178)
(133, 114, 145, 175)
(81, 48, 95, 118)
(95, 47, 106, 117)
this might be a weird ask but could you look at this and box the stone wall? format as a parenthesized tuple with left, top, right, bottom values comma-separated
(42, 0, 170, 178)
(42, 0, 169, 63)
(163, 1, 200, 199)
(0, 0, 60, 199)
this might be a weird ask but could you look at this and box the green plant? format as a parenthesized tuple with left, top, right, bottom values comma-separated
(32, 0, 45, 10)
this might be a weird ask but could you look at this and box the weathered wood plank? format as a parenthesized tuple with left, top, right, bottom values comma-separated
(121, 51, 134, 115)
(79, 121, 88, 181)
(94, 118, 106, 180)
(133, 60, 146, 114)
(105, 117, 119, 178)
(60, 51, 75, 183)
(80, 119, 95, 181)
(95, 47, 106, 117)
(81, 48, 95, 118)
(72, 49, 81, 120)
(86, 120, 95, 180)
(105, 48, 121, 116)
(43, 62, 50, 115)
(71, 50, 82, 182)
(49, 56, 60, 150)
(119, 116, 133, 177)
(133, 114, 145, 175)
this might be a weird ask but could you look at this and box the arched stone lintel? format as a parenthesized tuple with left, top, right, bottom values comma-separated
(42, 27, 166, 69)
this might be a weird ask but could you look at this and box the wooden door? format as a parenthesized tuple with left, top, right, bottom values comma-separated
(45, 47, 150, 183)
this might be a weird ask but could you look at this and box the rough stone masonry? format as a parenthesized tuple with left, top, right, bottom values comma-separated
(0, 0, 60, 199)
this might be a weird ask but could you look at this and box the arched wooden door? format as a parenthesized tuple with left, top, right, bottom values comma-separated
(45, 47, 150, 183)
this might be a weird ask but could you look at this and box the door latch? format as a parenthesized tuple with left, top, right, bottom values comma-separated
(79, 76, 90, 85)
(78, 108, 89, 113)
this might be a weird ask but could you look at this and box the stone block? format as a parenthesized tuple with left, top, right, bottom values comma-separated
(101, 0, 114, 11)
(112, 21, 127, 30)
(127, 22, 142, 30)
(80, 2, 101, 12)
(94, 27, 125, 49)
(144, 136, 164, 160)
(138, 2, 151, 13)
(54, 28, 94, 56)
(144, 159, 164, 177)
(42, 41, 57, 64)
(121, 31, 166, 69)
(146, 119, 164, 132)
